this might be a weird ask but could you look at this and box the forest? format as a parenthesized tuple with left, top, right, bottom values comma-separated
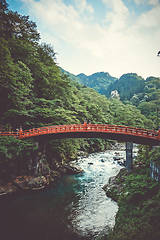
(63, 69, 160, 128)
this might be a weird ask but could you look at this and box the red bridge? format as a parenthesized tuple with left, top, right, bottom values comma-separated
(1, 123, 160, 146)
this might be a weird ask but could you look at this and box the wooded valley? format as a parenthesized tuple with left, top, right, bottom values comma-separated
(0, 2, 160, 239)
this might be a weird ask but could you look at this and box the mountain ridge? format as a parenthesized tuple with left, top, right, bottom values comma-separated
(60, 69, 118, 95)
(60, 68, 160, 124)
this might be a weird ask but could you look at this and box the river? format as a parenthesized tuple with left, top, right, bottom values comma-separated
(0, 150, 126, 240)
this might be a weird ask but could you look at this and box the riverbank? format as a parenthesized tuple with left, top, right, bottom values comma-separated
(0, 142, 124, 196)
(103, 151, 160, 240)
(0, 161, 84, 196)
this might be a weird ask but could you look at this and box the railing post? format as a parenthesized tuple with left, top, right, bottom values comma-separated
(88, 120, 91, 130)
(32, 127, 36, 135)
(19, 126, 23, 139)
(84, 119, 87, 131)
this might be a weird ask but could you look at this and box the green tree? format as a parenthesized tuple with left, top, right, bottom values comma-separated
(0, 136, 37, 179)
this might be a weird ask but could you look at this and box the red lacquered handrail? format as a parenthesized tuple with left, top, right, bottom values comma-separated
(0, 123, 160, 142)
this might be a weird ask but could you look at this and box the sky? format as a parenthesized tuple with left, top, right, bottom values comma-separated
(7, 0, 160, 79)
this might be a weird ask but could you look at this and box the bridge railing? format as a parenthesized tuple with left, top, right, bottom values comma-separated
(0, 123, 159, 140)
(86, 124, 159, 138)
(0, 131, 17, 137)
(18, 124, 87, 138)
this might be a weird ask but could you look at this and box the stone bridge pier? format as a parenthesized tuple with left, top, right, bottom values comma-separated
(124, 142, 133, 172)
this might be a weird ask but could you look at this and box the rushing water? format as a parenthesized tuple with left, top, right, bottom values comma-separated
(0, 150, 125, 240)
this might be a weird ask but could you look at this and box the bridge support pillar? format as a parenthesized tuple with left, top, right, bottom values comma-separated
(125, 142, 133, 172)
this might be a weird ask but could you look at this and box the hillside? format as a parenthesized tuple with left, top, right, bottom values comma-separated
(76, 72, 117, 95)
(105, 73, 145, 101)
(61, 69, 160, 126)
(60, 70, 117, 95)
(105, 73, 160, 125)
(136, 76, 160, 123)
(60, 68, 83, 85)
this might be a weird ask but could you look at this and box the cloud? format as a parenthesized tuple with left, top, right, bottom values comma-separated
(21, 0, 102, 55)
(133, 5, 160, 29)
(75, 0, 94, 13)
(103, 0, 129, 30)
(134, 0, 159, 6)
(20, 0, 160, 78)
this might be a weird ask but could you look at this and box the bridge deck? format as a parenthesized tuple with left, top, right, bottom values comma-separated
(0, 124, 160, 145)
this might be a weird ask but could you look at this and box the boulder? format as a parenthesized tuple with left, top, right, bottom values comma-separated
(103, 168, 128, 201)
(64, 163, 83, 174)
(55, 162, 83, 175)
(113, 156, 121, 161)
(27, 176, 47, 189)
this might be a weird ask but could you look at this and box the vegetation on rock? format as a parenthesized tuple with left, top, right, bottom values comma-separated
(104, 146, 160, 240)
(105, 73, 160, 129)
(106, 73, 145, 102)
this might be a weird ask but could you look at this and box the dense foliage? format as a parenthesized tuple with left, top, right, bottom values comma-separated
(0, 136, 37, 179)
(105, 73, 160, 129)
(106, 145, 160, 240)
(64, 70, 160, 130)
(137, 77, 160, 126)
(105, 73, 145, 101)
